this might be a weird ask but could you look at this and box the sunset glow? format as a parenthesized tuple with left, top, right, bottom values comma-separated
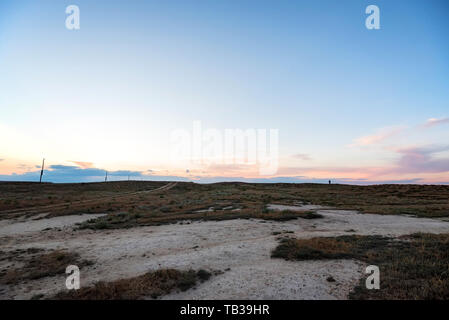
(1, 0, 448, 184)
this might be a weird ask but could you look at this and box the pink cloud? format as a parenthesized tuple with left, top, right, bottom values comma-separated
(392, 145, 449, 174)
(423, 117, 449, 128)
(276, 144, 449, 182)
(71, 161, 94, 169)
(291, 153, 312, 161)
(349, 126, 405, 147)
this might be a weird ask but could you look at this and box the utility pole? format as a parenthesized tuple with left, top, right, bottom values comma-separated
(39, 158, 45, 183)
(105, 171, 108, 182)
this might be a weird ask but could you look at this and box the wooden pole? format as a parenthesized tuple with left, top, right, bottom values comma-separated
(39, 158, 45, 183)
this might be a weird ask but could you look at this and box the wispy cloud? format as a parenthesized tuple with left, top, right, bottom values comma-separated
(392, 145, 449, 174)
(277, 144, 449, 182)
(291, 153, 311, 161)
(423, 117, 449, 128)
(349, 126, 405, 147)
(70, 161, 94, 169)
(17, 164, 34, 171)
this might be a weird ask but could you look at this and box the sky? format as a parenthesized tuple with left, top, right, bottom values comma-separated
(1, 0, 449, 184)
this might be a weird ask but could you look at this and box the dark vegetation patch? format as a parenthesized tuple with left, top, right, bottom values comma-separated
(277, 210, 323, 220)
(52, 269, 212, 300)
(0, 250, 92, 285)
(272, 235, 390, 260)
(278, 183, 449, 218)
(1, 182, 448, 226)
(0, 247, 44, 262)
(0, 181, 168, 220)
(271, 233, 449, 299)
(77, 208, 321, 230)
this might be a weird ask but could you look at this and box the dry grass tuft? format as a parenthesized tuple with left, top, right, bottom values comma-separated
(52, 269, 212, 300)
(271, 233, 449, 300)
(78, 208, 321, 230)
(0, 250, 92, 285)
(271, 235, 388, 260)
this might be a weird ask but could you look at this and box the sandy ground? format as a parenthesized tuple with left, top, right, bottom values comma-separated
(1, 205, 449, 300)
(0, 214, 106, 237)
(267, 203, 330, 211)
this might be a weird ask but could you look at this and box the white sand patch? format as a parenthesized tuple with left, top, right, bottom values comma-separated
(194, 207, 215, 213)
(1, 209, 449, 299)
(0, 214, 106, 237)
(267, 204, 327, 211)
(162, 259, 363, 300)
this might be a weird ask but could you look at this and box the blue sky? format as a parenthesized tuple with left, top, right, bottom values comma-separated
(1, 0, 448, 183)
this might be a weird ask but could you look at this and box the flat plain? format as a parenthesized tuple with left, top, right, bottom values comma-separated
(1, 181, 448, 300)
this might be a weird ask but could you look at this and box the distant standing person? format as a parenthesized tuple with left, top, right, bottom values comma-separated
(329, 180, 331, 184)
